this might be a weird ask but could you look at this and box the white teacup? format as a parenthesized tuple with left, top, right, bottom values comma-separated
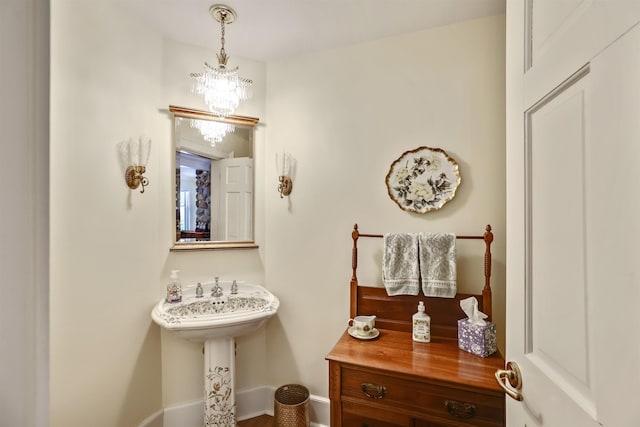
(348, 315, 376, 337)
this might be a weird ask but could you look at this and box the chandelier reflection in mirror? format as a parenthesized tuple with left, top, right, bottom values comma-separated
(190, 4, 252, 117)
(190, 118, 235, 146)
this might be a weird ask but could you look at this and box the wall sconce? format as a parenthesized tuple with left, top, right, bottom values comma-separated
(275, 152, 293, 198)
(119, 136, 151, 194)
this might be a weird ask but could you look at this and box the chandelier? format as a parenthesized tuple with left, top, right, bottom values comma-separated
(190, 4, 252, 117)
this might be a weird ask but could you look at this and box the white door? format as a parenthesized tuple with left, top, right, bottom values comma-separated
(215, 157, 253, 241)
(505, 2, 640, 426)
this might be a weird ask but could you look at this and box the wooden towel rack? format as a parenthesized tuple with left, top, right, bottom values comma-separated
(350, 224, 494, 338)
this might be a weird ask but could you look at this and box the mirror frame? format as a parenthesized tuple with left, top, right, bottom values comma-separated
(169, 105, 260, 251)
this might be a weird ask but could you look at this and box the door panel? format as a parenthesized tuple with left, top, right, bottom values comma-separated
(530, 0, 588, 63)
(587, 23, 640, 426)
(216, 157, 253, 241)
(523, 0, 640, 108)
(525, 67, 598, 421)
(506, 1, 640, 426)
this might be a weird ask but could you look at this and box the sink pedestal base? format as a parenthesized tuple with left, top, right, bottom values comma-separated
(203, 337, 236, 426)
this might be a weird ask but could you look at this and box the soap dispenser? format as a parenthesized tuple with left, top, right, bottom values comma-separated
(166, 270, 182, 303)
(412, 301, 431, 343)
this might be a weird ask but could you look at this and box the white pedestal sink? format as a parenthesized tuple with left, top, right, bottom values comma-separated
(151, 281, 279, 426)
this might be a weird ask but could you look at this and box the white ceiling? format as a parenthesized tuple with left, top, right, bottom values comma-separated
(118, 0, 505, 62)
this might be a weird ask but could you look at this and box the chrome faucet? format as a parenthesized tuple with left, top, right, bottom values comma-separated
(211, 277, 224, 298)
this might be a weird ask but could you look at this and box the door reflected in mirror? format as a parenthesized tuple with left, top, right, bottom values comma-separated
(170, 106, 259, 250)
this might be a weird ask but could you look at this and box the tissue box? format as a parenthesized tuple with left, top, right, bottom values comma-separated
(457, 319, 497, 357)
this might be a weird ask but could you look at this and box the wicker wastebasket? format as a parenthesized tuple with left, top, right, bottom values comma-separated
(274, 384, 310, 427)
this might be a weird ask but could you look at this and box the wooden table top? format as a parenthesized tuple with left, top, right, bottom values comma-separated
(326, 329, 505, 394)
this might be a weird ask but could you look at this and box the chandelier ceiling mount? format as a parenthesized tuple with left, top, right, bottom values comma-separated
(210, 4, 235, 67)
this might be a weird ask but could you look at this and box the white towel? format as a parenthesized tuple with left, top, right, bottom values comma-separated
(418, 233, 457, 298)
(382, 233, 420, 295)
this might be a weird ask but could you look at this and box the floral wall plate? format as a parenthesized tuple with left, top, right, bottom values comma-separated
(385, 146, 461, 213)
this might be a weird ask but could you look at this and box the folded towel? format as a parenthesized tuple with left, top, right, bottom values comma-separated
(418, 233, 457, 298)
(382, 233, 420, 295)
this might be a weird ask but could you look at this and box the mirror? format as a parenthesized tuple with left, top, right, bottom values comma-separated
(169, 106, 259, 250)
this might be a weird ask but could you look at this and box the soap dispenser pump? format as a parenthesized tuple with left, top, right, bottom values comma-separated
(412, 301, 431, 343)
(166, 270, 182, 303)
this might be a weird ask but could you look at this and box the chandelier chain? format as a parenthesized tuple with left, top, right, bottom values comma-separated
(219, 10, 226, 58)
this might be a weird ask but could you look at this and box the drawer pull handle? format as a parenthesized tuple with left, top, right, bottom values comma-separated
(360, 383, 386, 399)
(444, 400, 476, 419)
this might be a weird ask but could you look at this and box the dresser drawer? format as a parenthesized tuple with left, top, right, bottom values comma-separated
(341, 367, 504, 427)
(342, 401, 413, 427)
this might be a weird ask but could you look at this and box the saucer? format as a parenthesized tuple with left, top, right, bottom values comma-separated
(348, 327, 380, 340)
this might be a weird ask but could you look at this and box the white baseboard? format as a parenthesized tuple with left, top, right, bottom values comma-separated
(307, 394, 331, 427)
(137, 408, 164, 427)
(141, 386, 329, 427)
(162, 400, 203, 427)
(237, 386, 273, 421)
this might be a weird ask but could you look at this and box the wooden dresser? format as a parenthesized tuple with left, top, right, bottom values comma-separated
(327, 224, 505, 426)
(326, 330, 505, 427)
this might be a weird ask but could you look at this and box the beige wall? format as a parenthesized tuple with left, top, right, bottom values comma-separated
(264, 15, 506, 397)
(50, 2, 165, 425)
(50, 1, 267, 425)
(50, 2, 504, 424)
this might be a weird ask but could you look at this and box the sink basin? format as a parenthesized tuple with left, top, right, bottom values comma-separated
(152, 280, 279, 425)
(151, 281, 279, 341)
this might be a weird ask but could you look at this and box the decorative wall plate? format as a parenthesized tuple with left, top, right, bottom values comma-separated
(385, 146, 461, 213)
